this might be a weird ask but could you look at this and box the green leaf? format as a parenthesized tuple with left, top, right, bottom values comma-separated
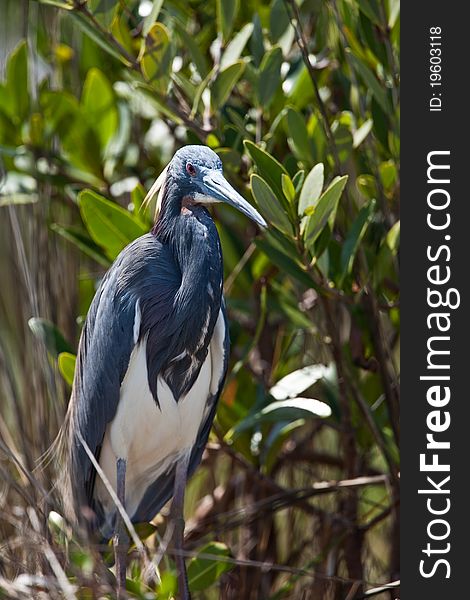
(211, 61, 245, 108)
(286, 107, 313, 164)
(255, 237, 316, 290)
(88, 0, 115, 27)
(142, 0, 165, 37)
(298, 163, 324, 216)
(374, 220, 400, 284)
(359, 12, 387, 66)
(70, 11, 131, 67)
(356, 174, 377, 199)
(140, 23, 172, 93)
(51, 224, 111, 267)
(304, 175, 348, 249)
(347, 51, 391, 114)
(388, 0, 400, 27)
(81, 68, 118, 152)
(270, 0, 290, 42)
(332, 121, 353, 164)
(278, 18, 295, 56)
(0, 108, 18, 145)
(292, 169, 305, 194)
(357, 0, 382, 26)
(379, 160, 397, 191)
(61, 121, 103, 179)
(217, 0, 240, 42)
(250, 14, 265, 68)
(134, 81, 183, 124)
(88, 0, 114, 13)
(287, 64, 315, 109)
(340, 199, 376, 280)
(257, 46, 283, 107)
(385, 220, 400, 251)
(281, 173, 295, 204)
(40, 89, 79, 134)
(244, 140, 288, 203)
(220, 23, 254, 70)
(353, 118, 373, 148)
(78, 189, 147, 260)
(230, 398, 331, 438)
(2, 42, 29, 122)
(265, 227, 299, 259)
(132, 522, 158, 541)
(175, 23, 209, 78)
(157, 571, 177, 598)
(28, 318, 73, 358)
(177, 73, 201, 109)
(130, 183, 149, 223)
(270, 365, 331, 399)
(28, 112, 43, 146)
(270, 281, 313, 329)
(226, 107, 248, 135)
(58, 352, 76, 386)
(261, 419, 306, 473)
(251, 174, 292, 235)
(308, 113, 327, 159)
(111, 8, 134, 55)
(187, 542, 233, 592)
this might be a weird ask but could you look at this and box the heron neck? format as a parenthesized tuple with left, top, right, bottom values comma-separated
(152, 177, 182, 239)
(152, 184, 223, 288)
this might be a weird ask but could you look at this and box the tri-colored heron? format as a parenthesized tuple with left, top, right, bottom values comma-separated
(62, 145, 266, 598)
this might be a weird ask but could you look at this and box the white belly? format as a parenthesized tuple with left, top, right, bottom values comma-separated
(94, 308, 225, 521)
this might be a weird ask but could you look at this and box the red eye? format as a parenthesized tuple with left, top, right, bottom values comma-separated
(186, 163, 196, 176)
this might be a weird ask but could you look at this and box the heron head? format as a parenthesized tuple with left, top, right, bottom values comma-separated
(154, 145, 267, 228)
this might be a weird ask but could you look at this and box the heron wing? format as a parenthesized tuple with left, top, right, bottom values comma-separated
(67, 234, 179, 514)
(68, 260, 137, 511)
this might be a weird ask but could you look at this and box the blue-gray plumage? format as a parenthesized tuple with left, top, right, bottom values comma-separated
(62, 145, 266, 598)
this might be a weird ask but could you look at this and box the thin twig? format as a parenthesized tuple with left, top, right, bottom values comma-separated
(224, 242, 256, 293)
(76, 431, 146, 558)
(363, 288, 400, 444)
(166, 547, 391, 590)
(187, 473, 388, 535)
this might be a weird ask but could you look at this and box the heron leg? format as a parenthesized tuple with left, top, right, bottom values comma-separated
(114, 457, 129, 598)
(171, 452, 191, 600)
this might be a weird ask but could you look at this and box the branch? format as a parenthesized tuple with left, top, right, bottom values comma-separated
(70, 1, 209, 139)
(186, 468, 388, 538)
(284, 0, 342, 173)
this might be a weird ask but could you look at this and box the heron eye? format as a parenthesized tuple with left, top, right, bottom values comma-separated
(186, 163, 197, 177)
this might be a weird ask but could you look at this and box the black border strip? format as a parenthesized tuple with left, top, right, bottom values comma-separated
(402, 3, 468, 597)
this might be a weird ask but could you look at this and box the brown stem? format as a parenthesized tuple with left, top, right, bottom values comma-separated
(363, 288, 400, 445)
(319, 295, 364, 589)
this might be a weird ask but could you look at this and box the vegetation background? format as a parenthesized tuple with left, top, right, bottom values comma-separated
(0, 0, 400, 598)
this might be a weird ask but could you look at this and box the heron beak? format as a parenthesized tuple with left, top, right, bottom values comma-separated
(201, 170, 267, 229)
